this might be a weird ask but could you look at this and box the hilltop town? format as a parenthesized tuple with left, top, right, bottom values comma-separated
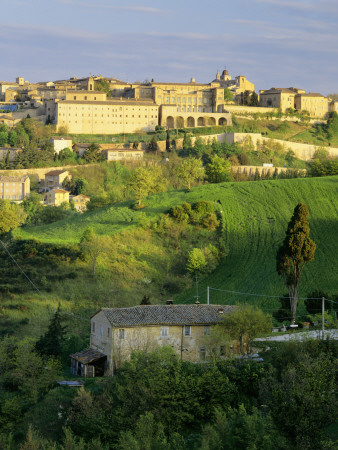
(1, 69, 338, 135)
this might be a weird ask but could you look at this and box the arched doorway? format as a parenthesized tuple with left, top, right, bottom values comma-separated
(218, 117, 227, 126)
(176, 116, 184, 128)
(166, 116, 174, 128)
(208, 117, 216, 126)
(187, 117, 195, 127)
(197, 117, 205, 126)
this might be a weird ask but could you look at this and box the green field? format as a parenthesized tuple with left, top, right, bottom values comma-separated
(16, 176, 338, 315)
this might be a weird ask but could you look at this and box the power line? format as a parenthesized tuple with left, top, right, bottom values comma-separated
(208, 286, 338, 304)
(0, 238, 90, 323)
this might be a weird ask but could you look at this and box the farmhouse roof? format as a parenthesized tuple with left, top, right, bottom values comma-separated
(51, 189, 69, 194)
(98, 304, 235, 327)
(70, 348, 106, 364)
(45, 170, 68, 176)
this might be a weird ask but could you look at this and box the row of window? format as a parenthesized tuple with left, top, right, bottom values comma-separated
(60, 106, 158, 112)
(91, 323, 210, 338)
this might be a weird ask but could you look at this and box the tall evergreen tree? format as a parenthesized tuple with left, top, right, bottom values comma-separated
(35, 307, 67, 357)
(276, 203, 316, 324)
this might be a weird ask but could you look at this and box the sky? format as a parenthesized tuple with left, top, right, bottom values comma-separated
(1, 0, 337, 95)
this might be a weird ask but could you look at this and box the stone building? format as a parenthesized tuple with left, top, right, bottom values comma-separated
(42, 169, 71, 191)
(294, 93, 329, 118)
(70, 303, 236, 376)
(0, 175, 30, 200)
(50, 137, 73, 154)
(259, 87, 305, 111)
(70, 194, 90, 212)
(45, 188, 70, 206)
(105, 148, 144, 161)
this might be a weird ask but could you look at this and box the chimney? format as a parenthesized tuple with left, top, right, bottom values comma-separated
(166, 299, 174, 305)
(195, 300, 200, 305)
(218, 308, 224, 314)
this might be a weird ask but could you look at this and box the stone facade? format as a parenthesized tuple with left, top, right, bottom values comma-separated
(50, 137, 73, 154)
(0, 174, 30, 200)
(45, 188, 69, 206)
(42, 169, 71, 191)
(88, 304, 236, 374)
(294, 93, 329, 118)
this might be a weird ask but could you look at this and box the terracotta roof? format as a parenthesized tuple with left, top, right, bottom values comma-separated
(261, 88, 296, 94)
(70, 348, 107, 364)
(50, 189, 69, 194)
(45, 170, 68, 176)
(99, 304, 235, 327)
(0, 175, 29, 182)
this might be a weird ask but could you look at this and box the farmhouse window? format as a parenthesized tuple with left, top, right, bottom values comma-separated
(118, 329, 125, 339)
(100, 324, 103, 336)
(161, 327, 169, 337)
(184, 325, 191, 336)
(107, 328, 110, 337)
(92, 322, 95, 333)
(199, 347, 206, 361)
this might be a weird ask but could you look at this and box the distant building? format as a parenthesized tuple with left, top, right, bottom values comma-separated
(0, 114, 16, 127)
(70, 194, 90, 212)
(0, 175, 30, 200)
(50, 137, 73, 154)
(42, 169, 71, 191)
(0, 147, 21, 164)
(294, 93, 329, 118)
(105, 148, 144, 161)
(45, 188, 70, 206)
(259, 87, 305, 111)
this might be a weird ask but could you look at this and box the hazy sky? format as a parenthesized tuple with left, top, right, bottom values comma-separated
(1, 0, 337, 94)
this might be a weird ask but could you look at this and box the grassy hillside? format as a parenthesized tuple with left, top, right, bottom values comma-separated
(16, 176, 338, 315)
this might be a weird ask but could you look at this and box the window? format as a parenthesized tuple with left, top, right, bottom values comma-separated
(204, 326, 210, 335)
(161, 327, 169, 337)
(107, 327, 110, 337)
(184, 325, 191, 336)
(100, 324, 103, 336)
(199, 347, 206, 361)
(119, 329, 125, 339)
(92, 322, 96, 333)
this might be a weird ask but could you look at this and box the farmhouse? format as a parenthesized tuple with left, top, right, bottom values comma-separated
(70, 302, 236, 377)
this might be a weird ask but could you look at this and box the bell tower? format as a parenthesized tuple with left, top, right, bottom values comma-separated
(88, 76, 94, 91)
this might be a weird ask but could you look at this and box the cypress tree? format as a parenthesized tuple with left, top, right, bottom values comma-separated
(35, 306, 67, 357)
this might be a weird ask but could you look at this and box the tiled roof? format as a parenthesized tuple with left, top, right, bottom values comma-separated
(0, 175, 29, 182)
(45, 170, 68, 176)
(51, 189, 69, 194)
(296, 93, 325, 98)
(100, 304, 235, 327)
(70, 348, 107, 364)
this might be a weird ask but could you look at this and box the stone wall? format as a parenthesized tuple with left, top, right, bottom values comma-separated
(226, 133, 338, 161)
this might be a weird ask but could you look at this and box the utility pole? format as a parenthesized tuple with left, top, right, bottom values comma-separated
(207, 286, 210, 304)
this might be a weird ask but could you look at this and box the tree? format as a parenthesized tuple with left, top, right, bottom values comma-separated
(250, 91, 259, 106)
(147, 136, 158, 153)
(22, 192, 43, 223)
(128, 166, 164, 207)
(166, 129, 171, 152)
(221, 304, 272, 354)
(206, 155, 232, 183)
(175, 158, 204, 190)
(0, 200, 27, 235)
(182, 131, 192, 150)
(35, 306, 67, 357)
(187, 248, 207, 301)
(224, 88, 234, 102)
(276, 203, 316, 324)
(82, 143, 104, 162)
(80, 227, 108, 274)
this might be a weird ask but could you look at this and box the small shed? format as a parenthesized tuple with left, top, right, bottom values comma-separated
(70, 349, 107, 377)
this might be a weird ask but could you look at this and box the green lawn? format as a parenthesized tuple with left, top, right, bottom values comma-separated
(16, 176, 338, 314)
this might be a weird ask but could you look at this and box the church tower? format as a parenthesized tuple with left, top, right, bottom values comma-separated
(88, 76, 94, 91)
